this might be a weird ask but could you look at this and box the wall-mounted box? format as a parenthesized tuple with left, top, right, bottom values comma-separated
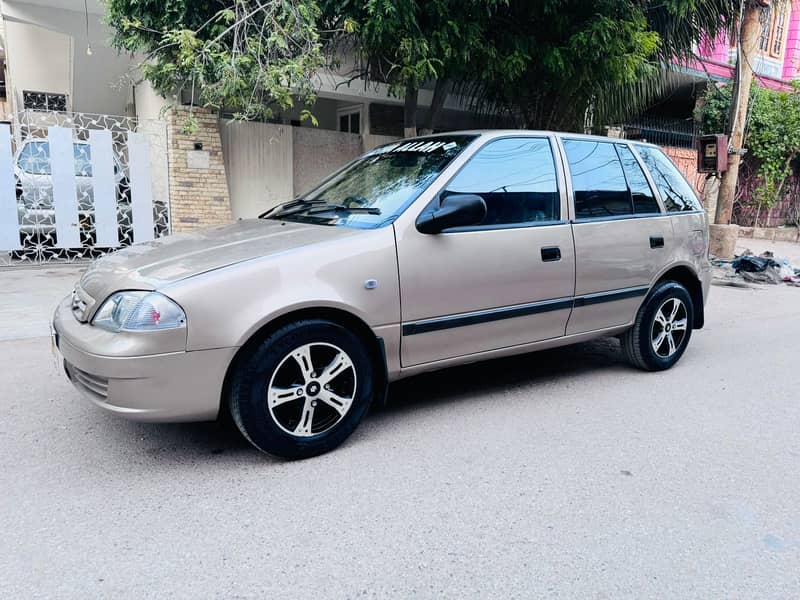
(697, 134, 728, 173)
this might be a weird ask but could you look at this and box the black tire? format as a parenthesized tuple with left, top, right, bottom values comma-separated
(621, 281, 694, 371)
(228, 319, 374, 459)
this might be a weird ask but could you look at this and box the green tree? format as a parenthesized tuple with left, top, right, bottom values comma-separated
(324, 0, 738, 135)
(467, 0, 739, 130)
(319, 0, 503, 136)
(106, 0, 738, 135)
(105, 0, 324, 128)
(698, 81, 800, 225)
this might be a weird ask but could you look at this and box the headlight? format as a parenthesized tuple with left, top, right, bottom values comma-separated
(92, 291, 186, 332)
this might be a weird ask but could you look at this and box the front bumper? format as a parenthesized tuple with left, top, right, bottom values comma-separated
(53, 296, 238, 422)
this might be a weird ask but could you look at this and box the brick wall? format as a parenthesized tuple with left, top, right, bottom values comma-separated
(166, 107, 233, 231)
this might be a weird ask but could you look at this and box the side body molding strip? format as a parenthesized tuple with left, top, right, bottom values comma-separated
(402, 285, 650, 336)
(572, 285, 650, 308)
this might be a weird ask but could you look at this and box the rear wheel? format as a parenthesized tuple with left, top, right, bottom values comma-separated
(621, 281, 694, 371)
(228, 319, 374, 459)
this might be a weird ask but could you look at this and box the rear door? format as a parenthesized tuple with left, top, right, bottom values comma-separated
(396, 135, 576, 366)
(560, 138, 674, 335)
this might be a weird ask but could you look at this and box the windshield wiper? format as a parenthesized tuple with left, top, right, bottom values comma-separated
(259, 198, 326, 218)
(306, 204, 382, 216)
(262, 199, 382, 219)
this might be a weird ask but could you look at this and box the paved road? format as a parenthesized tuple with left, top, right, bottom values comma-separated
(1, 253, 800, 598)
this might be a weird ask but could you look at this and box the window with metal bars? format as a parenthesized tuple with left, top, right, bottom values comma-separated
(772, 5, 787, 57)
(22, 91, 67, 111)
(758, 6, 772, 52)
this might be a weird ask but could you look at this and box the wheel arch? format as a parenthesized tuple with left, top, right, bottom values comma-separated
(651, 264, 705, 329)
(220, 306, 389, 416)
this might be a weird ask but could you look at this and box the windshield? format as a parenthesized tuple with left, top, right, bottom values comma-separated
(268, 135, 477, 228)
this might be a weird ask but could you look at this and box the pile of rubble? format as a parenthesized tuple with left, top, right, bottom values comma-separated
(712, 250, 800, 288)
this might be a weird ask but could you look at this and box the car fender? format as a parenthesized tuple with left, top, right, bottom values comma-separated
(162, 226, 402, 352)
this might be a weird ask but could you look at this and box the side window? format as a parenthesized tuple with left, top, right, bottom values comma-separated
(635, 145, 703, 212)
(445, 137, 559, 226)
(563, 140, 630, 219)
(616, 145, 659, 214)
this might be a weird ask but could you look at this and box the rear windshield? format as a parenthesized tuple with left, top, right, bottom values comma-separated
(634, 145, 703, 212)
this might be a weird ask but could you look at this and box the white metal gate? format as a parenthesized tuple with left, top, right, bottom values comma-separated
(0, 110, 170, 265)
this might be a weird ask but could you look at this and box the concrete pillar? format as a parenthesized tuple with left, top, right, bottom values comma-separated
(362, 101, 371, 136)
(702, 175, 720, 223)
(709, 223, 739, 258)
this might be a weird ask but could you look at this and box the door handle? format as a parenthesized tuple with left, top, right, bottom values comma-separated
(541, 246, 561, 262)
(650, 236, 665, 249)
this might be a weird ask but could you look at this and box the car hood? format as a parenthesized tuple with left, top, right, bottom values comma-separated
(78, 219, 360, 302)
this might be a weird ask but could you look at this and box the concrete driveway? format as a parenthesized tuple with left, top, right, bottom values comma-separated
(1, 247, 799, 598)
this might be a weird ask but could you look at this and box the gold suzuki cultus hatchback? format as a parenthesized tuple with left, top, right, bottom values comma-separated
(54, 131, 711, 458)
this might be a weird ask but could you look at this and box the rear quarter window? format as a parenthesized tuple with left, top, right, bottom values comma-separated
(635, 145, 702, 212)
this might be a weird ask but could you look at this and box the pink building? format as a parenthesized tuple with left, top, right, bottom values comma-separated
(624, 2, 800, 152)
(685, 0, 800, 91)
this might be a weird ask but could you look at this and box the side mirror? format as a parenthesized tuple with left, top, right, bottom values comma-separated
(416, 193, 487, 234)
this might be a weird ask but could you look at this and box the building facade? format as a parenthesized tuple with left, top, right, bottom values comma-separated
(0, 1, 486, 129)
(0, 0, 492, 235)
(686, 0, 800, 90)
(1, 0, 794, 258)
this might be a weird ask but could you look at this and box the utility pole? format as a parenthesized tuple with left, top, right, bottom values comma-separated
(711, 0, 766, 256)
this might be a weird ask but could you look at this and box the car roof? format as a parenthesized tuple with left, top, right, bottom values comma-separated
(400, 129, 662, 149)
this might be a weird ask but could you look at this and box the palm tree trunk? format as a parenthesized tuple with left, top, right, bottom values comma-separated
(419, 78, 449, 135)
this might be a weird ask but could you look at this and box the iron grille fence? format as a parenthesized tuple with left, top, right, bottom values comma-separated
(732, 164, 800, 228)
(0, 110, 170, 266)
(619, 115, 699, 149)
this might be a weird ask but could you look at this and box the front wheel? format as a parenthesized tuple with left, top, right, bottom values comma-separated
(621, 281, 694, 371)
(228, 319, 375, 459)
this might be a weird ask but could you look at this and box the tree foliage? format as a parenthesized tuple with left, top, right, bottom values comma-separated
(324, 0, 739, 132)
(464, 0, 739, 130)
(469, 0, 661, 130)
(106, 0, 324, 126)
(699, 82, 800, 216)
(106, 0, 739, 134)
(319, 0, 503, 133)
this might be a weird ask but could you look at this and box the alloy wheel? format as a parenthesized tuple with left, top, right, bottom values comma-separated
(267, 342, 357, 437)
(650, 298, 688, 358)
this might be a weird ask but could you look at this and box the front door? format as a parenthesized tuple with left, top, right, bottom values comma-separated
(559, 138, 674, 335)
(396, 136, 576, 367)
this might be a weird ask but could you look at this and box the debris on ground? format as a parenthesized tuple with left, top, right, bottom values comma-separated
(711, 262, 755, 288)
(711, 250, 800, 288)
(731, 255, 779, 273)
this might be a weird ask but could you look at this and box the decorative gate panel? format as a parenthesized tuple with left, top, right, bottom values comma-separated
(0, 110, 170, 265)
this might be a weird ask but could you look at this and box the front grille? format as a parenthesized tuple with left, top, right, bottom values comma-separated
(71, 284, 93, 322)
(65, 361, 108, 399)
